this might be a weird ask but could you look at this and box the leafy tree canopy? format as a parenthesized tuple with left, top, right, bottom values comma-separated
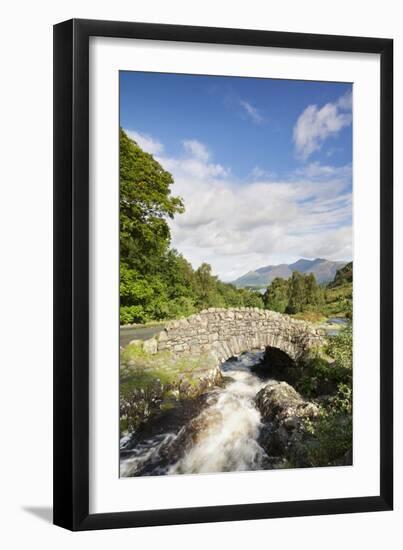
(119, 129, 264, 324)
(120, 128, 184, 274)
(263, 271, 324, 315)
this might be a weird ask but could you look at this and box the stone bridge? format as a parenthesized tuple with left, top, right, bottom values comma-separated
(142, 308, 325, 365)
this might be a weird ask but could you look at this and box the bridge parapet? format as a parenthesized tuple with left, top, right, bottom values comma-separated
(143, 307, 324, 365)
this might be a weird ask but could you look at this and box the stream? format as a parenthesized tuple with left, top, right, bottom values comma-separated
(120, 317, 349, 477)
(120, 351, 278, 477)
(325, 316, 349, 336)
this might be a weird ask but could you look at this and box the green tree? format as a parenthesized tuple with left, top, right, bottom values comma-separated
(120, 128, 184, 275)
(216, 281, 244, 308)
(242, 290, 264, 308)
(119, 128, 268, 324)
(263, 277, 290, 312)
(119, 129, 185, 323)
(329, 261, 353, 288)
(194, 263, 218, 308)
(286, 271, 306, 313)
(304, 273, 324, 307)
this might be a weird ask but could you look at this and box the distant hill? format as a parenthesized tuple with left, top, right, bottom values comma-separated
(233, 258, 349, 288)
(328, 261, 353, 288)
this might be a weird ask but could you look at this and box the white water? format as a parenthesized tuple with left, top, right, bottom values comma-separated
(120, 432, 179, 477)
(120, 352, 272, 477)
(169, 353, 268, 474)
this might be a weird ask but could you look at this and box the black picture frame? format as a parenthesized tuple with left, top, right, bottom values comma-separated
(53, 18, 393, 531)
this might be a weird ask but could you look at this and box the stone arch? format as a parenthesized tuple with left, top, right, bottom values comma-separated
(145, 308, 324, 367)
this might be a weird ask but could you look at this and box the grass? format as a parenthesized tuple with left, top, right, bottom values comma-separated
(120, 342, 219, 435)
(291, 310, 327, 323)
(322, 282, 352, 318)
(121, 342, 216, 383)
(289, 282, 352, 324)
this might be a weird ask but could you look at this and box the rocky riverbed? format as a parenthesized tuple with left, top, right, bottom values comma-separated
(119, 341, 351, 477)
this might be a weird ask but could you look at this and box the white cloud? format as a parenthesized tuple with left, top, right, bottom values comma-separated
(158, 139, 229, 180)
(128, 129, 352, 281)
(293, 91, 352, 160)
(165, 157, 352, 280)
(239, 99, 264, 124)
(294, 161, 352, 181)
(337, 91, 353, 111)
(182, 140, 210, 162)
(125, 129, 164, 155)
(250, 166, 277, 180)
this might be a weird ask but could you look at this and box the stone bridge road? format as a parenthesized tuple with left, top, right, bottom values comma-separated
(120, 324, 165, 348)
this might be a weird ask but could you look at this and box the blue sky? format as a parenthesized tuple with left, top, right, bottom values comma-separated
(120, 71, 352, 281)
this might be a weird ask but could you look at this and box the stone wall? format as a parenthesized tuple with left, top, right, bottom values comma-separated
(143, 308, 325, 365)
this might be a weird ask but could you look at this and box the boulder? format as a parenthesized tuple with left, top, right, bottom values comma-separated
(255, 381, 319, 467)
(255, 380, 318, 421)
(143, 337, 158, 354)
(128, 338, 143, 348)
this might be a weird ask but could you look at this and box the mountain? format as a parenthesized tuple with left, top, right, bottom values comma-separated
(328, 261, 353, 288)
(232, 258, 349, 288)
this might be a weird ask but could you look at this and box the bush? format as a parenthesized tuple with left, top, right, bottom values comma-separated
(297, 324, 352, 397)
(120, 305, 147, 325)
(299, 325, 353, 466)
(303, 400, 352, 466)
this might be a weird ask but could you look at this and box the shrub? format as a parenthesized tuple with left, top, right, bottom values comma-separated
(120, 305, 147, 325)
(299, 325, 353, 466)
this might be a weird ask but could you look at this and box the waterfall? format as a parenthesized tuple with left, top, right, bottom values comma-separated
(120, 351, 274, 477)
(168, 353, 268, 474)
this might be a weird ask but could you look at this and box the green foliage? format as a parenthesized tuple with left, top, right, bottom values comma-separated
(329, 261, 353, 288)
(119, 127, 353, 327)
(297, 325, 352, 397)
(304, 272, 324, 307)
(286, 271, 306, 314)
(326, 325, 353, 375)
(299, 325, 353, 466)
(263, 277, 289, 312)
(262, 265, 352, 320)
(194, 263, 219, 309)
(320, 262, 353, 318)
(242, 289, 264, 308)
(323, 282, 353, 318)
(263, 272, 324, 315)
(286, 271, 324, 314)
(120, 128, 184, 273)
(119, 129, 264, 324)
(303, 403, 352, 466)
(120, 305, 147, 325)
(120, 343, 218, 433)
(290, 310, 326, 323)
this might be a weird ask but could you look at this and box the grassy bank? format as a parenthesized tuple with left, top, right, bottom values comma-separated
(322, 282, 352, 318)
(120, 342, 220, 435)
(289, 281, 352, 324)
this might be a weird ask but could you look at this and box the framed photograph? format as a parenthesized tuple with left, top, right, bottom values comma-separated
(53, 19, 393, 530)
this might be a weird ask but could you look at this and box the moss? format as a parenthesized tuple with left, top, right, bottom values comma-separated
(159, 401, 177, 412)
(120, 345, 220, 436)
